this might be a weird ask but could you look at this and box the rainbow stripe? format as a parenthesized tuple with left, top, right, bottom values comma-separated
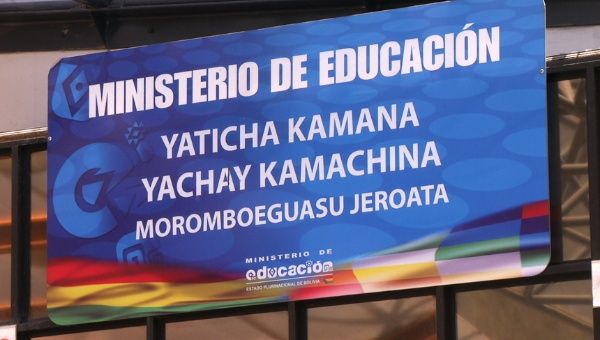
(48, 201, 550, 325)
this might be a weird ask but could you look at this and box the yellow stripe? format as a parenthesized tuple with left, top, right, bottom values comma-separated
(48, 280, 285, 309)
(353, 262, 438, 282)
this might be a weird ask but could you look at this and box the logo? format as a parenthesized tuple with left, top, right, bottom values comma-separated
(246, 260, 334, 281)
(50, 63, 90, 121)
(53, 143, 134, 238)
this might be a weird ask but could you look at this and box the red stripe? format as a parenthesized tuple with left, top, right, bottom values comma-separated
(522, 200, 549, 219)
(48, 258, 237, 286)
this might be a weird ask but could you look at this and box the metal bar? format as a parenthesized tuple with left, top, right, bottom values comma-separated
(146, 317, 165, 340)
(288, 302, 307, 340)
(159, 302, 288, 323)
(435, 286, 456, 340)
(10, 146, 31, 324)
(454, 261, 590, 293)
(561, 182, 590, 214)
(19, 317, 147, 338)
(305, 286, 436, 308)
(0, 0, 585, 25)
(586, 59, 600, 340)
(561, 163, 588, 172)
(586, 66, 600, 260)
(562, 215, 590, 225)
(0, 0, 366, 20)
(548, 56, 600, 73)
(0, 128, 48, 149)
(595, 308, 600, 340)
(539, 260, 591, 277)
(563, 227, 590, 242)
(0, 128, 47, 146)
(17, 330, 31, 340)
(525, 295, 591, 303)
(548, 79, 564, 263)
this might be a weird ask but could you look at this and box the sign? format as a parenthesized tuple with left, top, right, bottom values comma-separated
(48, 0, 549, 325)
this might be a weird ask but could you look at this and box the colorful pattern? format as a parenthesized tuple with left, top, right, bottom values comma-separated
(293, 200, 549, 298)
(49, 201, 549, 323)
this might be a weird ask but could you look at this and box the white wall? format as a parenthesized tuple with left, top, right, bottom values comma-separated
(1, 26, 600, 133)
(547, 26, 600, 56)
(0, 50, 98, 133)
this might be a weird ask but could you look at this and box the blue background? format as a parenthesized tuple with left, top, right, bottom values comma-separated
(48, 0, 547, 273)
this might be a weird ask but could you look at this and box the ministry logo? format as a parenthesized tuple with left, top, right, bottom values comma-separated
(246, 260, 334, 282)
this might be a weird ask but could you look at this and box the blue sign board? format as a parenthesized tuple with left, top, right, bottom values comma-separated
(48, 0, 548, 325)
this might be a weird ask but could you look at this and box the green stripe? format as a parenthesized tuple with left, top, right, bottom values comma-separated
(435, 236, 521, 261)
(48, 297, 282, 325)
